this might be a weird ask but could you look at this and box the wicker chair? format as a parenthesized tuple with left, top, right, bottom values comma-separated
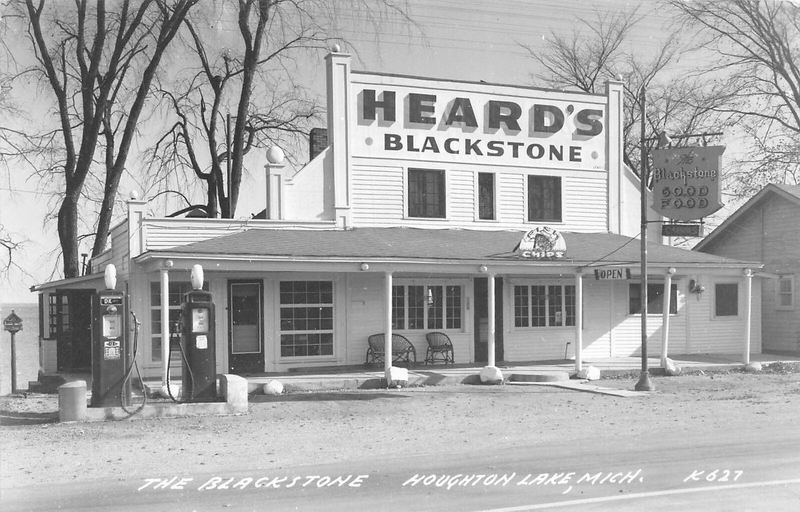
(365, 333, 417, 366)
(425, 331, 454, 364)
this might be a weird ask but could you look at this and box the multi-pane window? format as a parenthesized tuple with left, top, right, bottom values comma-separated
(629, 283, 678, 315)
(527, 175, 562, 222)
(150, 281, 207, 362)
(715, 283, 739, 317)
(279, 281, 334, 357)
(514, 284, 575, 327)
(777, 275, 794, 309)
(408, 168, 446, 218)
(478, 172, 495, 220)
(47, 293, 69, 339)
(392, 284, 462, 330)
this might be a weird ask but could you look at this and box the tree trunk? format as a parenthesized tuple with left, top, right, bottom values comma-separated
(58, 193, 80, 278)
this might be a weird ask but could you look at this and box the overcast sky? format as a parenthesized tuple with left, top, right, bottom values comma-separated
(0, 0, 683, 303)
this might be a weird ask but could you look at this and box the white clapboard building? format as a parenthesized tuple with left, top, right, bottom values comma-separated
(33, 51, 763, 380)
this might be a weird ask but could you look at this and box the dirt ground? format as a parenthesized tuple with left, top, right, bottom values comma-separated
(2, 363, 799, 489)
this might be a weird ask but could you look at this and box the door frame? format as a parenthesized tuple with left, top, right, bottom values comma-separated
(227, 279, 265, 374)
(473, 277, 504, 363)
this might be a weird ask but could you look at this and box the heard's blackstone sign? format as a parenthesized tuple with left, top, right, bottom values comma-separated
(650, 146, 724, 221)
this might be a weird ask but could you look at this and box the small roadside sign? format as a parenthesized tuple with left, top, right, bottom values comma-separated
(3, 311, 23, 333)
(662, 223, 703, 237)
(593, 268, 632, 280)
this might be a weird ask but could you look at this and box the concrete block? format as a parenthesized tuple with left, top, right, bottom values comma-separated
(385, 366, 409, 387)
(664, 358, 683, 376)
(577, 366, 601, 381)
(744, 362, 762, 373)
(479, 366, 504, 385)
(263, 380, 284, 395)
(219, 374, 248, 412)
(58, 380, 87, 422)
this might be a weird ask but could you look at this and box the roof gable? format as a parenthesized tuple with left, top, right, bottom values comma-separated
(695, 183, 800, 251)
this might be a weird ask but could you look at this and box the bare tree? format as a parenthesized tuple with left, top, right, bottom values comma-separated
(670, 0, 800, 198)
(150, 0, 327, 218)
(520, 8, 728, 181)
(149, 0, 417, 219)
(14, 0, 197, 278)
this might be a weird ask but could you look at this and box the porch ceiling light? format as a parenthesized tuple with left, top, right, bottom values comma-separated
(360, 263, 369, 271)
(479, 265, 488, 273)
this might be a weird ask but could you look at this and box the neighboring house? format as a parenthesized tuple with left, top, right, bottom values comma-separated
(32, 51, 763, 382)
(695, 183, 800, 355)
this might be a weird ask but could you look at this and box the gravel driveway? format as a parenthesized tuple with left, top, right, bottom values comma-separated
(2, 364, 799, 489)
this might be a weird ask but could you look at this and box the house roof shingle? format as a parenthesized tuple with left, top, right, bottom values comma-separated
(149, 227, 756, 268)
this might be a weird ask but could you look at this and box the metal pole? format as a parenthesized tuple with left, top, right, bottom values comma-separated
(226, 113, 232, 216)
(636, 87, 654, 391)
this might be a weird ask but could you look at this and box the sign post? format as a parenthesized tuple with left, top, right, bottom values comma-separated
(3, 311, 23, 394)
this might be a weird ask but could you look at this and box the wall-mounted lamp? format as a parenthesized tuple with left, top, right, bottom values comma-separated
(689, 279, 705, 295)
(360, 263, 369, 271)
(479, 265, 488, 273)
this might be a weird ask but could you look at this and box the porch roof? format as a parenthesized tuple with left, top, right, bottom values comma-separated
(144, 227, 759, 268)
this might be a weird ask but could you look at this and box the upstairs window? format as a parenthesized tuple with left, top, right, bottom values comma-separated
(527, 175, 562, 222)
(408, 168, 446, 218)
(477, 172, 495, 220)
(777, 275, 794, 309)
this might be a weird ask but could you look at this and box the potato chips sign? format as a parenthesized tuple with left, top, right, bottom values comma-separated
(650, 146, 724, 221)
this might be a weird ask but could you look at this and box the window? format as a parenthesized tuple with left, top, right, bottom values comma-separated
(715, 283, 739, 317)
(47, 293, 69, 339)
(279, 281, 334, 357)
(777, 275, 794, 309)
(628, 283, 678, 315)
(150, 281, 208, 362)
(527, 175, 562, 222)
(477, 172, 495, 220)
(392, 284, 462, 330)
(408, 168, 445, 218)
(514, 284, 575, 327)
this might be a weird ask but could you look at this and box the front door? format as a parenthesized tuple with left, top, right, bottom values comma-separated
(473, 277, 504, 363)
(56, 289, 93, 372)
(228, 280, 264, 374)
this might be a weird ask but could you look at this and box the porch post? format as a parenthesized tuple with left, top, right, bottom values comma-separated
(743, 268, 753, 364)
(574, 270, 583, 373)
(160, 263, 172, 389)
(384, 271, 393, 373)
(487, 273, 496, 367)
(660, 267, 676, 367)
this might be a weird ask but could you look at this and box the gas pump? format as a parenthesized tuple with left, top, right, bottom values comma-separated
(180, 264, 217, 402)
(90, 264, 131, 407)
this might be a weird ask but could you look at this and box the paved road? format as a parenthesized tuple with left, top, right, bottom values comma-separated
(4, 422, 799, 511)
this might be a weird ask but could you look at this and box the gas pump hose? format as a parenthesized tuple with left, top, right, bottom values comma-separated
(119, 310, 147, 416)
(165, 319, 196, 403)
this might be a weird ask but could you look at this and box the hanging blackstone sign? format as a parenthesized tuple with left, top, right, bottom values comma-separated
(650, 146, 724, 221)
(515, 227, 566, 259)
